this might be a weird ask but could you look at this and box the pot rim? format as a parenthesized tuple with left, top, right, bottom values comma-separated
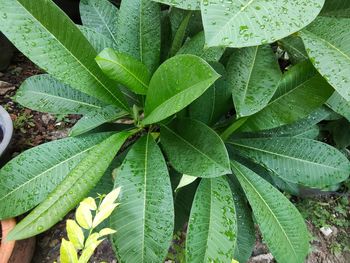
(0, 105, 13, 157)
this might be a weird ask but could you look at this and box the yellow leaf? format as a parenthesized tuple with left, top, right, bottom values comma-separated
(75, 203, 92, 229)
(60, 238, 78, 263)
(99, 187, 121, 211)
(92, 203, 118, 228)
(66, 220, 84, 250)
(80, 197, 97, 210)
(99, 228, 116, 237)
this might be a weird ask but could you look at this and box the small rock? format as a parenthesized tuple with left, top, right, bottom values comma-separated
(320, 226, 333, 237)
(0, 80, 15, 95)
(41, 114, 55, 125)
(0, 72, 4, 77)
(249, 253, 274, 263)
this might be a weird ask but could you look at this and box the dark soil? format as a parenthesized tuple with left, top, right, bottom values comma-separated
(1, 52, 349, 263)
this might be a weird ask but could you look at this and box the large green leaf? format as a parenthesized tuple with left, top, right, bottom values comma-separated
(78, 25, 117, 53)
(327, 92, 350, 121)
(300, 17, 350, 101)
(233, 107, 330, 139)
(96, 48, 151, 95)
(117, 0, 161, 73)
(69, 106, 129, 137)
(321, 0, 350, 17)
(201, 0, 324, 47)
(143, 54, 220, 124)
(153, 0, 200, 10)
(228, 137, 350, 188)
(7, 132, 130, 240)
(0, 0, 128, 109)
(79, 0, 118, 44)
(177, 31, 225, 62)
(240, 61, 333, 131)
(186, 176, 237, 263)
(228, 176, 255, 263)
(231, 160, 309, 263)
(0, 132, 113, 220)
(161, 118, 230, 177)
(111, 134, 174, 263)
(227, 45, 282, 117)
(14, 74, 106, 114)
(189, 63, 232, 125)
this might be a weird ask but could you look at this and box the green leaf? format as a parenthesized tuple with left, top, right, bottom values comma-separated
(231, 160, 309, 263)
(327, 92, 350, 121)
(111, 134, 174, 263)
(240, 61, 333, 131)
(7, 132, 130, 240)
(227, 45, 282, 117)
(186, 176, 237, 263)
(233, 107, 330, 139)
(14, 74, 106, 115)
(161, 118, 230, 177)
(0, 0, 128, 109)
(279, 35, 308, 64)
(189, 63, 232, 125)
(143, 54, 220, 124)
(153, 0, 200, 10)
(96, 48, 151, 95)
(228, 176, 255, 263)
(66, 220, 85, 250)
(177, 31, 225, 62)
(78, 25, 117, 53)
(117, 0, 161, 73)
(79, 0, 118, 44)
(201, 0, 324, 47)
(300, 17, 350, 101)
(60, 239, 78, 263)
(321, 0, 350, 17)
(169, 11, 192, 57)
(0, 132, 112, 220)
(69, 106, 128, 137)
(227, 137, 350, 188)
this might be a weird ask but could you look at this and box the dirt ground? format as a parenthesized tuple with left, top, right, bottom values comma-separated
(1, 52, 349, 263)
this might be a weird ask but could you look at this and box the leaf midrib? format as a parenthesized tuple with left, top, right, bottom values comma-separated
(97, 56, 148, 91)
(17, 1, 126, 108)
(231, 161, 299, 260)
(162, 125, 228, 172)
(228, 140, 345, 171)
(0, 144, 96, 202)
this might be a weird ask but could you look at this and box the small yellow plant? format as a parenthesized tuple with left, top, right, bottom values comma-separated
(59, 187, 121, 263)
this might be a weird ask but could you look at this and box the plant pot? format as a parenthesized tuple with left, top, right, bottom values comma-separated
(0, 219, 36, 263)
(0, 105, 13, 158)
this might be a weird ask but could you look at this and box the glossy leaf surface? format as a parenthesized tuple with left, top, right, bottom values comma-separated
(69, 106, 128, 137)
(231, 160, 309, 263)
(80, 0, 119, 44)
(7, 132, 130, 240)
(186, 176, 237, 263)
(228, 137, 350, 188)
(111, 134, 174, 263)
(78, 26, 117, 53)
(143, 55, 220, 124)
(177, 31, 225, 62)
(153, 0, 200, 10)
(96, 48, 151, 95)
(0, 0, 128, 109)
(161, 118, 230, 177)
(117, 0, 161, 73)
(0, 132, 112, 220)
(201, 0, 324, 47)
(240, 62, 333, 131)
(14, 74, 106, 114)
(227, 45, 282, 117)
(300, 17, 350, 101)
